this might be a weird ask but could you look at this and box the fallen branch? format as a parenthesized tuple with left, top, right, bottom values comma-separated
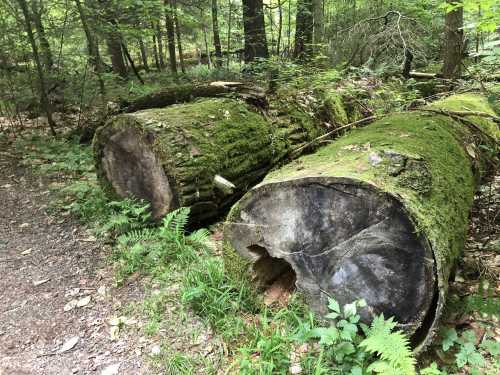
(290, 115, 379, 158)
(419, 108, 500, 124)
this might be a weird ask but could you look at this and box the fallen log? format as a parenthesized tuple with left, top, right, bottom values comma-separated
(124, 81, 267, 113)
(223, 93, 499, 351)
(93, 96, 328, 223)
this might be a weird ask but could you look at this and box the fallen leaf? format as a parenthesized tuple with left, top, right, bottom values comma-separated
(76, 296, 91, 307)
(64, 300, 78, 312)
(19, 223, 30, 228)
(21, 248, 32, 256)
(59, 336, 79, 353)
(101, 363, 120, 375)
(33, 279, 50, 286)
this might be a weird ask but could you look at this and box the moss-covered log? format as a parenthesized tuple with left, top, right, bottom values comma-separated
(223, 93, 499, 350)
(124, 81, 267, 113)
(93, 96, 331, 223)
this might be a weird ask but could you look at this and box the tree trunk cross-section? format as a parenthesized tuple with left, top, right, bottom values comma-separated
(94, 94, 330, 224)
(223, 93, 499, 351)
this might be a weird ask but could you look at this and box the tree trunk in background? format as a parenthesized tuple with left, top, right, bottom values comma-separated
(16, 0, 56, 136)
(442, 0, 464, 78)
(227, 0, 233, 67)
(152, 28, 161, 70)
(165, 0, 177, 75)
(242, 0, 269, 62)
(98, 0, 127, 78)
(30, 0, 53, 70)
(75, 0, 106, 100)
(202, 16, 212, 68)
(138, 37, 150, 72)
(294, 0, 314, 60)
(277, 0, 282, 56)
(211, 0, 223, 67)
(172, 0, 185, 73)
(155, 22, 166, 69)
(312, 0, 324, 51)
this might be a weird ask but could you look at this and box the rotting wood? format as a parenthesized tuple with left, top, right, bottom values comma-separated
(223, 93, 499, 352)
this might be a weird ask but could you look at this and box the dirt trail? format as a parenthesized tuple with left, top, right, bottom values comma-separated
(0, 150, 151, 374)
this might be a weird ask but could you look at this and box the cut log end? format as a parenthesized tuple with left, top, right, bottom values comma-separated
(100, 126, 175, 219)
(224, 177, 437, 338)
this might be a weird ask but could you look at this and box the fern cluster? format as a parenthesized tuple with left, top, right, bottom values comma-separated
(114, 207, 210, 282)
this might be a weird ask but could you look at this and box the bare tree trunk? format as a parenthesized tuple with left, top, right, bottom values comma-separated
(151, 25, 161, 70)
(164, 0, 177, 75)
(294, 0, 314, 60)
(277, 0, 282, 57)
(202, 16, 212, 68)
(312, 0, 324, 52)
(98, 0, 127, 78)
(211, 0, 223, 67)
(172, 0, 185, 73)
(138, 37, 150, 72)
(17, 0, 56, 136)
(442, 0, 464, 78)
(155, 22, 166, 69)
(242, 0, 269, 62)
(30, 0, 53, 70)
(227, 0, 233, 68)
(75, 0, 105, 101)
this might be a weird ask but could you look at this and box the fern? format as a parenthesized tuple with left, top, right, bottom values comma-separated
(162, 207, 189, 233)
(359, 315, 416, 375)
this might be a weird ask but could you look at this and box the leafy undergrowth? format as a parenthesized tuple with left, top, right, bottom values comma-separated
(9, 130, 499, 374)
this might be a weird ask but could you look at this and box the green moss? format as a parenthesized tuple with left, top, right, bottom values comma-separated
(322, 91, 349, 126)
(245, 94, 496, 349)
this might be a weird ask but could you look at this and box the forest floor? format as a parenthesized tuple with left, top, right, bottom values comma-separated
(0, 119, 498, 374)
(0, 141, 155, 374)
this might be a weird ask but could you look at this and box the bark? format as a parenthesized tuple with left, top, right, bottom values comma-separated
(294, 0, 314, 59)
(165, 0, 177, 75)
(94, 86, 350, 223)
(211, 0, 223, 67)
(138, 37, 150, 72)
(100, 1, 127, 79)
(223, 93, 499, 351)
(30, 0, 53, 70)
(151, 31, 161, 70)
(442, 0, 464, 79)
(172, 0, 185, 74)
(312, 0, 323, 49)
(242, 0, 269, 62)
(17, 0, 56, 136)
(155, 22, 166, 69)
(75, 0, 106, 99)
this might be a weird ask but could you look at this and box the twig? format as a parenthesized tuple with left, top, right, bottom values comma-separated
(418, 108, 500, 124)
(290, 115, 379, 158)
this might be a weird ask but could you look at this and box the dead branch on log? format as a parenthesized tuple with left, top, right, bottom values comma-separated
(290, 115, 379, 158)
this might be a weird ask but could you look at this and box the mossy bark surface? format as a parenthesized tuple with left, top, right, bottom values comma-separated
(94, 97, 332, 223)
(223, 93, 499, 351)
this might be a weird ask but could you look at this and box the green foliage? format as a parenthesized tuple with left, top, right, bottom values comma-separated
(360, 315, 416, 375)
(436, 326, 500, 374)
(114, 207, 210, 281)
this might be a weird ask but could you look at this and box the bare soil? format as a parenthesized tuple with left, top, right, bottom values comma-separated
(0, 147, 152, 374)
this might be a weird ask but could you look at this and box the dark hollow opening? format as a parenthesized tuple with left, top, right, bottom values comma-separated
(247, 245, 297, 302)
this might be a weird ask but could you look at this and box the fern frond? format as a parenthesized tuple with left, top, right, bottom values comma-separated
(118, 228, 157, 245)
(188, 228, 210, 245)
(360, 315, 416, 375)
(162, 207, 190, 234)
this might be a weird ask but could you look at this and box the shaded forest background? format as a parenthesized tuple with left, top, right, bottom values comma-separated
(0, 0, 499, 137)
